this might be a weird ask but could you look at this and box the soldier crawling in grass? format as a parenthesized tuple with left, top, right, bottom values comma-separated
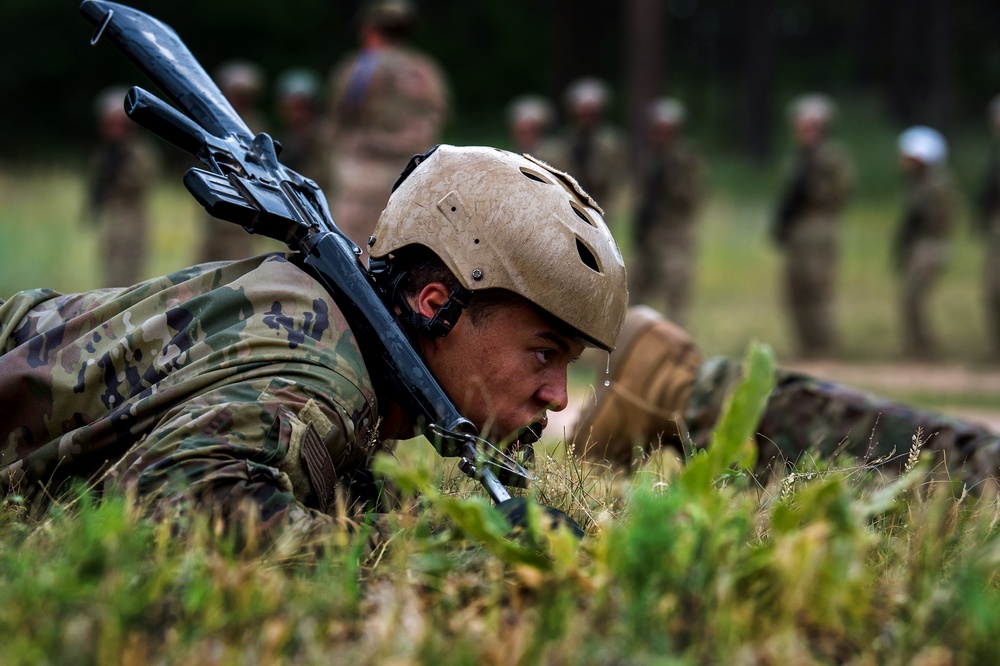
(0, 146, 628, 545)
(572, 305, 1000, 490)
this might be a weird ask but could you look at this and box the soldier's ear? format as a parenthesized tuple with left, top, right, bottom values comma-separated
(413, 282, 451, 319)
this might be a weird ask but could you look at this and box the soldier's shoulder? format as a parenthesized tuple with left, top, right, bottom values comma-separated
(816, 140, 853, 166)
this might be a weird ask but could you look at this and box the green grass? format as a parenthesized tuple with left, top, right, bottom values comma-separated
(4, 107, 1000, 662)
(1, 345, 999, 663)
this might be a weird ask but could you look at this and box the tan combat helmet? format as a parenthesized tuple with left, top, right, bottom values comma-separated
(368, 145, 628, 351)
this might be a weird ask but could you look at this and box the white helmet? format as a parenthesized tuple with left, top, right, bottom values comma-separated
(369, 145, 629, 351)
(898, 126, 948, 165)
(648, 97, 686, 126)
(789, 93, 836, 124)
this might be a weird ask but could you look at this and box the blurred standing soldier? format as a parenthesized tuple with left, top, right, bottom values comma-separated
(326, 0, 450, 259)
(559, 77, 625, 214)
(86, 86, 160, 287)
(978, 95, 1000, 357)
(274, 69, 328, 191)
(630, 98, 706, 328)
(197, 60, 266, 263)
(771, 94, 854, 359)
(506, 94, 563, 167)
(894, 126, 958, 359)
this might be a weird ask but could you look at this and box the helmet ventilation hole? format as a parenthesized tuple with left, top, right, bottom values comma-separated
(571, 203, 596, 227)
(520, 167, 554, 184)
(576, 238, 602, 273)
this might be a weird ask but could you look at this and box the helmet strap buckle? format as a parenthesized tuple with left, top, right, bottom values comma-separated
(379, 261, 472, 339)
(423, 285, 472, 337)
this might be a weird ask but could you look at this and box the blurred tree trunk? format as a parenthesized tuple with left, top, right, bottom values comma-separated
(927, 0, 953, 130)
(622, 0, 667, 175)
(743, 0, 774, 162)
(889, 0, 952, 128)
(551, 0, 620, 110)
(889, 0, 920, 124)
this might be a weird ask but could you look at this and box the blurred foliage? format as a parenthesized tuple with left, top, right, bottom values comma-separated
(3, 0, 1000, 160)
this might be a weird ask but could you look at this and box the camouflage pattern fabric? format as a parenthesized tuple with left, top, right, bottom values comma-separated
(774, 141, 854, 357)
(326, 45, 449, 256)
(685, 357, 1000, 489)
(0, 253, 380, 545)
(555, 125, 625, 215)
(87, 136, 159, 287)
(895, 166, 958, 357)
(573, 306, 1000, 488)
(630, 141, 706, 327)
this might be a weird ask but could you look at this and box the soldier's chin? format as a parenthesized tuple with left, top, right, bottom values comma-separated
(482, 420, 542, 448)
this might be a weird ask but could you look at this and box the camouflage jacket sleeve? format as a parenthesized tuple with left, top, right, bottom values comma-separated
(0, 253, 380, 547)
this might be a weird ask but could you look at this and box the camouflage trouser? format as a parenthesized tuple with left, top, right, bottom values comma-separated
(900, 238, 948, 358)
(97, 200, 148, 288)
(685, 357, 1000, 488)
(783, 215, 839, 357)
(984, 227, 1000, 356)
(573, 306, 1000, 487)
(631, 224, 695, 328)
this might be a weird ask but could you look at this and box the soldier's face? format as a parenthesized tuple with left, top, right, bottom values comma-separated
(794, 116, 824, 146)
(417, 286, 583, 442)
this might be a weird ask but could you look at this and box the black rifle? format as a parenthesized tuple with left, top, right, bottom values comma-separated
(78, 0, 533, 504)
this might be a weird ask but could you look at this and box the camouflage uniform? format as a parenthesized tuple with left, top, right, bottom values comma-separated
(197, 62, 268, 264)
(326, 45, 449, 255)
(0, 253, 379, 543)
(894, 166, 958, 358)
(630, 140, 706, 327)
(573, 306, 1000, 487)
(978, 142, 1000, 355)
(275, 69, 329, 193)
(87, 134, 159, 287)
(558, 125, 624, 215)
(505, 94, 563, 168)
(772, 141, 854, 357)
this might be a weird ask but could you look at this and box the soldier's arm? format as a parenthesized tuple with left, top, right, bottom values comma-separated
(109, 373, 373, 550)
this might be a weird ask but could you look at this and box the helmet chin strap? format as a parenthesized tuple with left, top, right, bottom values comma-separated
(378, 261, 472, 339)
